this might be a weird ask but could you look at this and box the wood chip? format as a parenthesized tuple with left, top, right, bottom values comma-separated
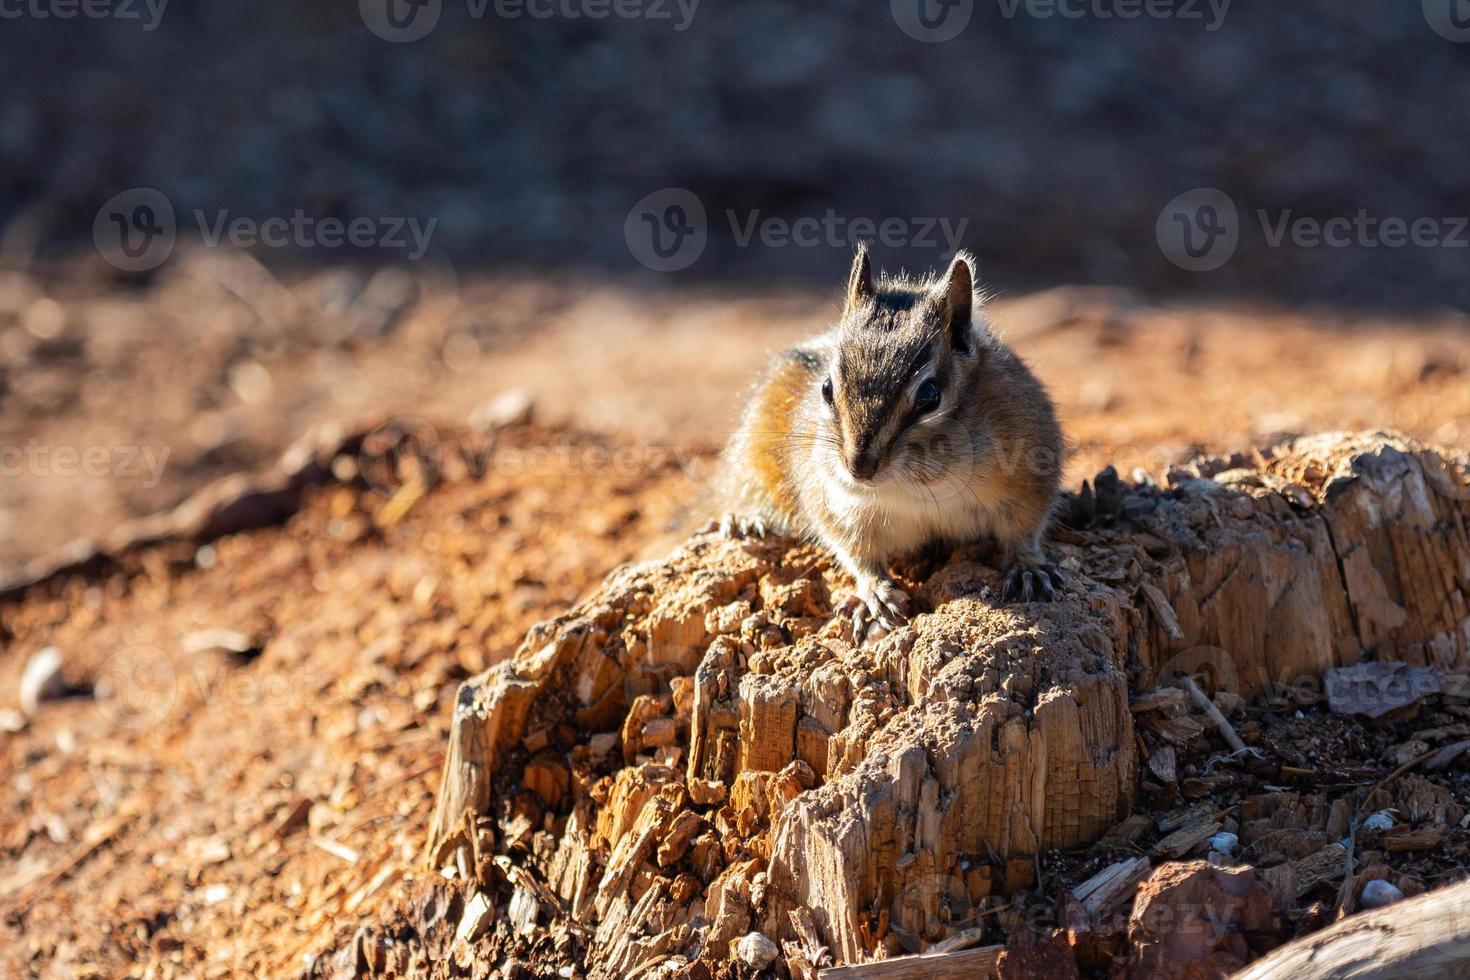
(311, 836, 360, 865)
(1152, 817, 1222, 859)
(1147, 745, 1178, 784)
(817, 943, 1003, 979)
(1140, 583, 1184, 639)
(181, 628, 257, 655)
(270, 798, 312, 839)
(1072, 856, 1152, 915)
(1291, 843, 1347, 897)
(1131, 688, 1189, 714)
(1177, 676, 1248, 753)
(1424, 739, 1470, 771)
(455, 889, 495, 944)
(1379, 825, 1448, 852)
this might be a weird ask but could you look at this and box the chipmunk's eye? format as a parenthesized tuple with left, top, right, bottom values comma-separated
(821, 377, 834, 406)
(914, 378, 941, 415)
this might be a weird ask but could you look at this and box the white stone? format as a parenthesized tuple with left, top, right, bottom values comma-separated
(734, 931, 778, 970)
(1362, 811, 1395, 831)
(19, 647, 66, 716)
(1360, 879, 1404, 909)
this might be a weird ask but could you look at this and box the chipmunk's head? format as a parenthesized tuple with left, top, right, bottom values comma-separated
(817, 246, 989, 488)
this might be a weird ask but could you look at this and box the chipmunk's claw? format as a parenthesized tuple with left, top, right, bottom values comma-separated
(718, 513, 768, 539)
(1002, 561, 1064, 603)
(841, 579, 910, 645)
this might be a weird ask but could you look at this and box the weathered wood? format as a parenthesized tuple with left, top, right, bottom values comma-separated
(1072, 856, 1152, 916)
(817, 944, 1003, 979)
(1151, 813, 1222, 859)
(422, 679, 495, 872)
(420, 432, 1470, 976)
(1231, 877, 1470, 980)
(1177, 676, 1247, 753)
(1141, 434, 1470, 699)
(761, 591, 1138, 961)
(1291, 842, 1348, 898)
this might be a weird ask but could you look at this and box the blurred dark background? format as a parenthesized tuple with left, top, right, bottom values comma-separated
(0, 1, 1466, 308)
(6, 1, 1470, 572)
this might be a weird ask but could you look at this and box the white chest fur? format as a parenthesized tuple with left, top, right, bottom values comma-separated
(815, 464, 1002, 556)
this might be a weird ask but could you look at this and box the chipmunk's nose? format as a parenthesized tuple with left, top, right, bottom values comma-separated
(846, 447, 880, 482)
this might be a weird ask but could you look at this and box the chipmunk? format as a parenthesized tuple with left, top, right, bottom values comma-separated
(718, 246, 1064, 639)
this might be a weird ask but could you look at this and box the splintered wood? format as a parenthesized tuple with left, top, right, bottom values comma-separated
(422, 432, 1470, 975)
(1141, 432, 1470, 698)
(1233, 876, 1470, 980)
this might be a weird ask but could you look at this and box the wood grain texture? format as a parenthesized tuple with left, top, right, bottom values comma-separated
(818, 944, 1003, 979)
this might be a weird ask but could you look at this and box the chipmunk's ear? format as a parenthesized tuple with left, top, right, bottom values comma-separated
(940, 252, 974, 355)
(845, 245, 874, 312)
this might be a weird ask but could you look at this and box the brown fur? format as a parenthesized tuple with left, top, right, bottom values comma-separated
(721, 347, 818, 531)
(719, 247, 1065, 623)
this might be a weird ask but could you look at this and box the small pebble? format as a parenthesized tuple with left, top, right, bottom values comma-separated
(1362, 811, 1395, 831)
(1208, 831, 1239, 856)
(1360, 879, 1404, 909)
(19, 647, 66, 717)
(735, 932, 778, 970)
(470, 388, 534, 431)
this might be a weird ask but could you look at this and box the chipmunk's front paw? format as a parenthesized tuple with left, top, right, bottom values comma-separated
(842, 578, 910, 644)
(1002, 561, 1064, 603)
(718, 512, 768, 539)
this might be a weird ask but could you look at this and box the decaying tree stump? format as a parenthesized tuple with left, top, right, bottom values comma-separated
(422, 432, 1470, 975)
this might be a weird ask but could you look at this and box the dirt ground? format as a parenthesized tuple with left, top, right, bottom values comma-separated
(6, 252, 1470, 573)
(4, 261, 1470, 976)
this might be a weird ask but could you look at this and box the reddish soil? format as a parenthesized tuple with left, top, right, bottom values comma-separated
(0, 423, 697, 975)
(7, 258, 1470, 574)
